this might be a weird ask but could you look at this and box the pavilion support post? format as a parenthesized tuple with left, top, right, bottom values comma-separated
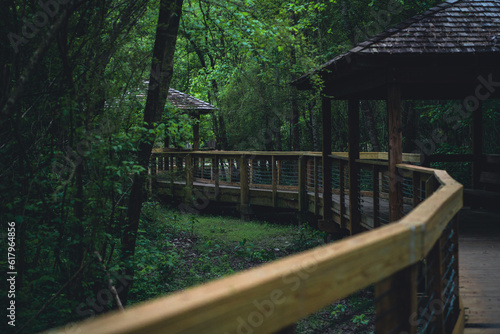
(319, 96, 335, 232)
(348, 99, 361, 235)
(472, 102, 483, 189)
(193, 113, 200, 151)
(387, 84, 403, 222)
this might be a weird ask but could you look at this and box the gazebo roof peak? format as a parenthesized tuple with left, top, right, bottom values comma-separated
(167, 88, 216, 113)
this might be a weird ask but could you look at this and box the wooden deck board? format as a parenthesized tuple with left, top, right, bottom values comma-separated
(459, 208, 500, 334)
(157, 179, 416, 229)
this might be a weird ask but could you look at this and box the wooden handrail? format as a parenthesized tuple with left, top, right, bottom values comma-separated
(49, 164, 463, 334)
(152, 150, 422, 163)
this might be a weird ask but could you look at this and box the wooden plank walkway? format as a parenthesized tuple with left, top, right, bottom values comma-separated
(158, 179, 414, 230)
(459, 208, 500, 334)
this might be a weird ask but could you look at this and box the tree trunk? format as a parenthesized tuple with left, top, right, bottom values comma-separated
(120, 0, 183, 306)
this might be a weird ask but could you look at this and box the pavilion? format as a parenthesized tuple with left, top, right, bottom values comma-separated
(293, 0, 500, 231)
(166, 88, 216, 150)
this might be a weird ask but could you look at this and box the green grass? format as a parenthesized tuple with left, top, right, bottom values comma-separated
(180, 214, 297, 246)
(130, 201, 374, 333)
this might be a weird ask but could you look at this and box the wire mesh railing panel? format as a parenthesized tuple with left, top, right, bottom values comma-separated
(416, 217, 460, 334)
(379, 173, 391, 225)
(331, 163, 341, 190)
(306, 159, 315, 192)
(401, 176, 414, 217)
(441, 219, 460, 333)
(358, 167, 374, 221)
(193, 158, 212, 181)
(249, 159, 273, 187)
(317, 165, 323, 191)
(278, 160, 299, 188)
(170, 156, 186, 181)
(218, 158, 240, 184)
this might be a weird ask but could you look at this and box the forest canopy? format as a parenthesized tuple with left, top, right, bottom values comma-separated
(1, 0, 499, 332)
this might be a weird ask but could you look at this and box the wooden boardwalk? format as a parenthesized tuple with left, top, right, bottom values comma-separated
(459, 208, 500, 333)
(158, 179, 414, 230)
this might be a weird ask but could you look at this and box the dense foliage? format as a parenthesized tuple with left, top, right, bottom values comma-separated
(1, 0, 499, 332)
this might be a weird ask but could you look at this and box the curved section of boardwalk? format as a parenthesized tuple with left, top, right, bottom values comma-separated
(459, 209, 500, 333)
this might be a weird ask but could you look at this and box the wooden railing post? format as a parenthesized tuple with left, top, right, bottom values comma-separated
(185, 154, 193, 204)
(240, 155, 250, 220)
(169, 154, 174, 194)
(272, 156, 278, 207)
(213, 156, 219, 200)
(348, 99, 361, 234)
(249, 158, 254, 186)
(314, 156, 319, 216)
(298, 155, 307, 223)
(319, 95, 334, 232)
(375, 264, 418, 334)
(387, 84, 403, 222)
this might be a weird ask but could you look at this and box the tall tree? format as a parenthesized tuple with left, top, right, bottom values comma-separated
(120, 0, 184, 305)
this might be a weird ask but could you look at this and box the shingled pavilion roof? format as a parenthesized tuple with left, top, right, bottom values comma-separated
(353, 0, 500, 54)
(167, 88, 216, 114)
(294, 0, 500, 100)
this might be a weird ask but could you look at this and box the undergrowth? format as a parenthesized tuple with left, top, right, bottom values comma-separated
(130, 201, 374, 333)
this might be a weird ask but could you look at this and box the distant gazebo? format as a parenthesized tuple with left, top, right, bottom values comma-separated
(166, 88, 216, 150)
(294, 0, 500, 228)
